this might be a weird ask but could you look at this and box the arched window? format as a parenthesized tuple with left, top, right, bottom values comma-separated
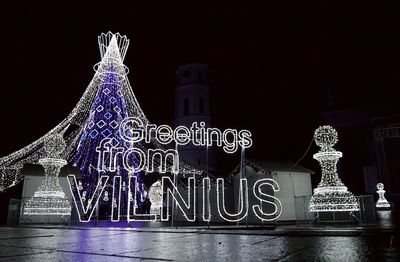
(199, 97, 204, 114)
(198, 72, 203, 83)
(184, 98, 189, 116)
(183, 71, 190, 78)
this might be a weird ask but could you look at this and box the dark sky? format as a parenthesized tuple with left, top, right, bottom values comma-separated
(1, 2, 399, 173)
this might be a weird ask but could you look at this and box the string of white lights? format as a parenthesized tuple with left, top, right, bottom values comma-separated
(67, 174, 109, 222)
(216, 178, 248, 222)
(148, 180, 163, 213)
(127, 175, 157, 222)
(252, 178, 282, 221)
(376, 183, 390, 208)
(202, 177, 211, 222)
(111, 176, 122, 222)
(309, 126, 359, 212)
(161, 177, 196, 222)
(0, 32, 201, 191)
(23, 135, 71, 216)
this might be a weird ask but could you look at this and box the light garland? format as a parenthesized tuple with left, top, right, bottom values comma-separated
(23, 135, 71, 216)
(376, 183, 390, 209)
(309, 126, 359, 212)
(0, 32, 201, 193)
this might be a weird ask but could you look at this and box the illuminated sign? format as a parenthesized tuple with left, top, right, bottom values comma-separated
(68, 117, 282, 222)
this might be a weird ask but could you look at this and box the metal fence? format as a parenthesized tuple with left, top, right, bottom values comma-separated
(294, 195, 377, 225)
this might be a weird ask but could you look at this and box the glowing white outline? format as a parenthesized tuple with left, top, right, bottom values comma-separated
(123, 147, 146, 173)
(309, 125, 359, 212)
(118, 117, 253, 154)
(161, 177, 196, 222)
(202, 177, 211, 222)
(216, 178, 248, 222)
(155, 125, 174, 144)
(146, 149, 179, 174)
(127, 175, 157, 222)
(376, 183, 390, 208)
(252, 178, 282, 221)
(173, 126, 191, 145)
(67, 174, 109, 222)
(111, 176, 122, 222)
(0, 33, 203, 191)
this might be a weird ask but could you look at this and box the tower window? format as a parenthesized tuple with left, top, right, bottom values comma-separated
(184, 98, 189, 116)
(198, 72, 203, 82)
(183, 71, 190, 78)
(199, 97, 204, 114)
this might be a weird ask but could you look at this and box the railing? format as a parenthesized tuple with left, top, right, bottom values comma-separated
(18, 197, 73, 225)
(294, 195, 377, 225)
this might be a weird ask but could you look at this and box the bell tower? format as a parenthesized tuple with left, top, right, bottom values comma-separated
(174, 63, 216, 172)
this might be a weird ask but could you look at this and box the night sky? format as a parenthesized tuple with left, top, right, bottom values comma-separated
(1, 2, 400, 183)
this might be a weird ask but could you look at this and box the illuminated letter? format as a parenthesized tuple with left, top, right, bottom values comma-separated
(156, 125, 173, 144)
(123, 147, 146, 173)
(161, 177, 196, 222)
(96, 137, 124, 172)
(111, 176, 122, 222)
(222, 129, 238, 154)
(238, 130, 253, 149)
(202, 177, 211, 222)
(207, 128, 222, 147)
(252, 178, 282, 221)
(174, 126, 191, 145)
(67, 174, 109, 222)
(127, 175, 157, 221)
(119, 117, 144, 143)
(147, 149, 179, 174)
(217, 178, 248, 222)
(95, 138, 113, 172)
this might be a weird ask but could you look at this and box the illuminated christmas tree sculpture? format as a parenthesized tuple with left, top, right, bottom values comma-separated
(309, 126, 359, 212)
(72, 65, 139, 214)
(0, 32, 200, 218)
(23, 134, 71, 216)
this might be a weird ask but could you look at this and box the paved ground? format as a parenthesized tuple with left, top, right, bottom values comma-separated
(0, 226, 399, 261)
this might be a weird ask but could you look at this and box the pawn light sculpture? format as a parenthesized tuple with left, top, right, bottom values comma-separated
(148, 180, 163, 214)
(309, 126, 359, 212)
(103, 191, 109, 202)
(376, 183, 390, 209)
(23, 135, 72, 216)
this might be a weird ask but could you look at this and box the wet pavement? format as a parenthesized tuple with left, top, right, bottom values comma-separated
(0, 226, 399, 261)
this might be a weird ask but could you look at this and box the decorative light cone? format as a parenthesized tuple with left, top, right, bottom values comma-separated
(24, 135, 72, 216)
(0, 32, 200, 194)
(0, 176, 4, 192)
(376, 183, 390, 209)
(309, 126, 359, 212)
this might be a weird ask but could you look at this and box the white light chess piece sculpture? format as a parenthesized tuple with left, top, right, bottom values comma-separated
(23, 134, 72, 216)
(376, 183, 390, 209)
(309, 125, 359, 212)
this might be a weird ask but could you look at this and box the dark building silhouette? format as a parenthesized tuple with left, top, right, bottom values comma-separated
(321, 103, 400, 200)
(174, 63, 217, 174)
